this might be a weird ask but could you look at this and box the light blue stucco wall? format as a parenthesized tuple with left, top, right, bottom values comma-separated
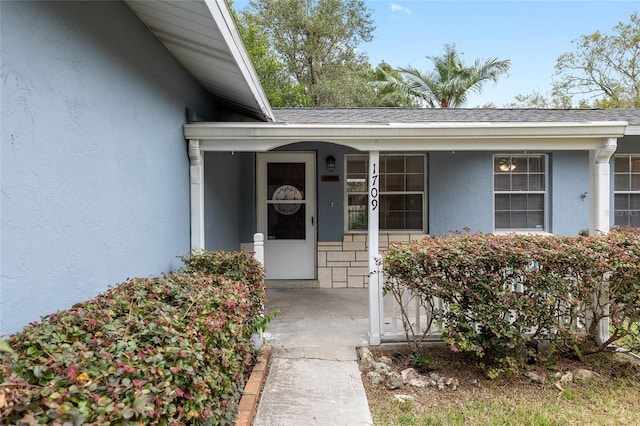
(204, 152, 256, 251)
(550, 151, 590, 236)
(429, 151, 494, 235)
(1, 1, 221, 336)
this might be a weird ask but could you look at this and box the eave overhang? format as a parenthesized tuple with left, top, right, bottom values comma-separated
(183, 121, 629, 152)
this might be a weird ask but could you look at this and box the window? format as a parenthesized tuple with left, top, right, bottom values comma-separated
(494, 154, 547, 231)
(346, 154, 426, 231)
(614, 154, 640, 227)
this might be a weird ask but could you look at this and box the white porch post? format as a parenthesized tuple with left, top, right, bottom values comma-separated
(588, 137, 617, 346)
(253, 233, 265, 266)
(368, 150, 382, 345)
(188, 139, 205, 250)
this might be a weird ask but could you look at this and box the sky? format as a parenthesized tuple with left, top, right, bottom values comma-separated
(233, 1, 640, 107)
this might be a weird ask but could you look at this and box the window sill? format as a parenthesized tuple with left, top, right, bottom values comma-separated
(493, 230, 553, 236)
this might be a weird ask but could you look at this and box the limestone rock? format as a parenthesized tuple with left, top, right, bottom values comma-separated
(573, 368, 598, 381)
(378, 356, 393, 366)
(559, 371, 574, 384)
(367, 371, 382, 385)
(525, 371, 546, 384)
(394, 394, 414, 404)
(373, 362, 391, 374)
(358, 347, 375, 370)
(383, 372, 404, 390)
(400, 368, 422, 383)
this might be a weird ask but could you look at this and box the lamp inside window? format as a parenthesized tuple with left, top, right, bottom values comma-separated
(498, 158, 516, 172)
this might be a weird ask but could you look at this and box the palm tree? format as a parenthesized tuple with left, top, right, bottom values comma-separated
(383, 44, 510, 108)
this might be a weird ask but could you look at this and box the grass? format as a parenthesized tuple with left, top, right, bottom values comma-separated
(363, 346, 640, 426)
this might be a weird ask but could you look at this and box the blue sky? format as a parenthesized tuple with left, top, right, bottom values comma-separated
(233, 1, 639, 107)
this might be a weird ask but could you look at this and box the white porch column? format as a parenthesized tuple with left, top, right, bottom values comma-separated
(188, 139, 205, 250)
(588, 137, 617, 346)
(368, 150, 382, 345)
(253, 233, 265, 266)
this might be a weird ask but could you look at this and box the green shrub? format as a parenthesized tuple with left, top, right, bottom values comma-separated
(382, 228, 640, 375)
(0, 251, 265, 425)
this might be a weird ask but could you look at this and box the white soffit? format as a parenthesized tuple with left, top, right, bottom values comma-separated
(183, 121, 629, 152)
(124, 0, 273, 121)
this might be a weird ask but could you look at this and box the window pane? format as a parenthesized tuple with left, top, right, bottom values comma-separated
(528, 156, 543, 172)
(615, 156, 630, 172)
(510, 211, 527, 228)
(511, 194, 527, 210)
(406, 212, 423, 229)
(615, 174, 630, 191)
(511, 157, 528, 172)
(632, 157, 640, 172)
(347, 156, 367, 174)
(632, 174, 640, 191)
(385, 174, 404, 191)
(495, 211, 510, 229)
(347, 177, 367, 192)
(527, 194, 544, 210)
(406, 156, 424, 173)
(512, 174, 528, 190)
(385, 194, 405, 210)
(406, 194, 422, 210)
(268, 204, 305, 240)
(495, 156, 513, 173)
(630, 212, 640, 227)
(347, 195, 367, 230)
(529, 174, 544, 191)
(267, 163, 305, 200)
(631, 194, 640, 210)
(386, 156, 404, 173)
(615, 194, 629, 210)
(494, 174, 510, 191)
(406, 174, 424, 191)
(527, 211, 544, 229)
(495, 194, 510, 210)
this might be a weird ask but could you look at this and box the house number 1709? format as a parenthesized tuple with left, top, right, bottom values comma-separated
(370, 163, 378, 211)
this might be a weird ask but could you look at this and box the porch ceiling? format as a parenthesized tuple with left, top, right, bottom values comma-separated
(124, 0, 273, 122)
(183, 121, 629, 152)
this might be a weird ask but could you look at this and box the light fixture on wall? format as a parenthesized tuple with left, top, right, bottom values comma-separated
(498, 158, 516, 172)
(326, 155, 336, 172)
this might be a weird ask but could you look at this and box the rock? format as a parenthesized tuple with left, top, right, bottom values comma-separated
(383, 372, 404, 390)
(573, 369, 598, 381)
(373, 362, 391, 374)
(378, 356, 393, 366)
(447, 378, 459, 390)
(525, 371, 546, 384)
(367, 371, 382, 385)
(401, 368, 422, 383)
(559, 371, 573, 384)
(358, 347, 375, 370)
(394, 394, 414, 404)
(429, 372, 441, 381)
(470, 378, 479, 385)
(408, 378, 430, 388)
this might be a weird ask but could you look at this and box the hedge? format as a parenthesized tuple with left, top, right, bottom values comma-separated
(382, 228, 640, 375)
(0, 250, 265, 425)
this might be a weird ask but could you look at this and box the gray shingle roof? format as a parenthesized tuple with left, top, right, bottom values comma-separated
(273, 108, 640, 125)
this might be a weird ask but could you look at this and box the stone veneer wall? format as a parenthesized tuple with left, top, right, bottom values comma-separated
(318, 233, 428, 288)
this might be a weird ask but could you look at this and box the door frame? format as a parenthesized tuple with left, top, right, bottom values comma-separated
(256, 152, 317, 279)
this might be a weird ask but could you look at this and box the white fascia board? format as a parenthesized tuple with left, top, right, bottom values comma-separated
(184, 121, 629, 152)
(204, 0, 274, 122)
(625, 125, 640, 136)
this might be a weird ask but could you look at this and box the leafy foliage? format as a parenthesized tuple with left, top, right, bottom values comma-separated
(240, 0, 380, 107)
(380, 43, 510, 108)
(383, 229, 640, 376)
(553, 12, 640, 108)
(0, 251, 265, 425)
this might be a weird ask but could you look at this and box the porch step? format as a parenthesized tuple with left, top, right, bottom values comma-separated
(266, 280, 320, 289)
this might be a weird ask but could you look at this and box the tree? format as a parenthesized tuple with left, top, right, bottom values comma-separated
(382, 44, 510, 108)
(242, 0, 376, 107)
(369, 62, 420, 107)
(231, 3, 308, 106)
(507, 91, 573, 109)
(553, 12, 640, 108)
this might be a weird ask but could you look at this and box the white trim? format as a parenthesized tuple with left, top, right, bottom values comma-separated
(368, 151, 382, 345)
(188, 140, 205, 250)
(184, 121, 628, 152)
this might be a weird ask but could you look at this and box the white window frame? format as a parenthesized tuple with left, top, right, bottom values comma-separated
(613, 154, 640, 228)
(344, 153, 427, 233)
(493, 154, 548, 232)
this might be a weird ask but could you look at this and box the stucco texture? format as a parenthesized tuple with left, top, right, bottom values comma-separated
(1, 1, 218, 335)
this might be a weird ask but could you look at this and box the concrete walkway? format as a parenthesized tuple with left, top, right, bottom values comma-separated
(253, 288, 373, 426)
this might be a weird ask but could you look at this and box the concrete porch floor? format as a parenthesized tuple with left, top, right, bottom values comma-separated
(263, 287, 370, 350)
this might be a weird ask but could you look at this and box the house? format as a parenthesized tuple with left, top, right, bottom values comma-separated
(2, 1, 639, 344)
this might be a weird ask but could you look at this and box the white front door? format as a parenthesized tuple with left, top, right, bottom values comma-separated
(257, 152, 316, 279)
